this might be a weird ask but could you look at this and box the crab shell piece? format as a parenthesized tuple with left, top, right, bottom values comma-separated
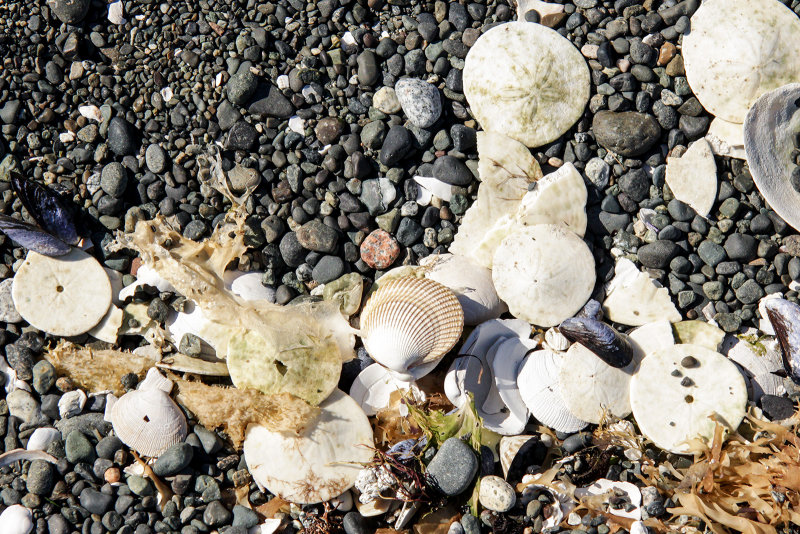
(744, 83, 800, 233)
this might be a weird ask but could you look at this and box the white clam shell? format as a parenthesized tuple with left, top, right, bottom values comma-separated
(26, 427, 61, 451)
(493, 224, 595, 327)
(463, 22, 589, 148)
(499, 435, 536, 479)
(349, 363, 422, 416)
(543, 327, 570, 352)
(118, 264, 176, 301)
(683, 0, 800, 123)
(665, 139, 718, 217)
(515, 0, 564, 21)
(223, 271, 276, 302)
(517, 349, 589, 433)
(360, 277, 463, 377)
(479, 338, 527, 435)
(0, 504, 33, 534)
(743, 83, 800, 232)
(421, 253, 507, 325)
(520, 483, 575, 530)
(58, 389, 87, 419)
(574, 479, 641, 520)
(413, 176, 453, 202)
(481, 336, 534, 435)
(602, 258, 680, 326)
(516, 162, 588, 237)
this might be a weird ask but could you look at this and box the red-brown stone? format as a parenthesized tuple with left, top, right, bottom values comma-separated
(360, 229, 400, 270)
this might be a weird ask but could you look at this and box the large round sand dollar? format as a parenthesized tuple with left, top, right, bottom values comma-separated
(683, 0, 800, 123)
(12, 248, 111, 336)
(492, 224, 595, 327)
(630, 344, 747, 454)
(463, 22, 590, 148)
(243, 389, 374, 504)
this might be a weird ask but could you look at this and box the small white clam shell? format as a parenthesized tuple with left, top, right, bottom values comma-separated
(58, 389, 87, 419)
(480, 339, 527, 435)
(544, 327, 570, 352)
(515, 0, 564, 21)
(0, 504, 33, 534)
(413, 176, 453, 202)
(119, 264, 176, 301)
(359, 277, 463, 377)
(349, 363, 422, 416)
(602, 258, 680, 326)
(574, 479, 642, 520)
(223, 271, 276, 302)
(481, 336, 534, 435)
(26, 427, 61, 451)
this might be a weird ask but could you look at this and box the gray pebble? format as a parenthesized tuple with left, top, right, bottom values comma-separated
(0, 278, 21, 323)
(101, 162, 128, 197)
(426, 438, 478, 496)
(153, 442, 193, 476)
(395, 78, 442, 128)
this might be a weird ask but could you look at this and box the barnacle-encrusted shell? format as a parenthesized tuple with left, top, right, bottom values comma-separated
(493, 224, 595, 327)
(602, 258, 680, 326)
(359, 277, 463, 379)
(463, 22, 589, 148)
(516, 163, 588, 237)
(243, 389, 374, 505)
(559, 317, 633, 368)
(665, 139, 718, 217)
(683, 0, 800, 123)
(744, 83, 800, 233)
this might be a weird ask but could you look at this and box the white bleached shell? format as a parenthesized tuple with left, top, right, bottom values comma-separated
(0, 504, 33, 534)
(359, 277, 463, 379)
(723, 336, 788, 401)
(665, 139, 717, 217)
(26, 427, 61, 451)
(12, 248, 112, 337)
(683, 0, 800, 123)
(481, 336, 534, 435)
(421, 253, 507, 325)
(574, 479, 641, 520)
(558, 342, 636, 424)
(627, 321, 675, 360)
(119, 264, 177, 301)
(602, 258, 680, 326)
(744, 83, 800, 232)
(88, 304, 124, 344)
(58, 389, 87, 419)
(463, 22, 589, 148)
(111, 370, 187, 458)
(499, 435, 536, 479)
(167, 303, 227, 357)
(517, 349, 589, 433)
(629, 344, 747, 454)
(349, 363, 422, 416)
(1, 355, 29, 394)
(107, 0, 124, 24)
(224, 271, 276, 302)
(516, 162, 588, 237)
(672, 321, 725, 352)
(413, 176, 453, 202)
(493, 224, 595, 327)
(520, 483, 575, 530)
(78, 105, 103, 122)
(244, 389, 374, 505)
(544, 328, 570, 352)
(516, 0, 564, 21)
(706, 118, 746, 160)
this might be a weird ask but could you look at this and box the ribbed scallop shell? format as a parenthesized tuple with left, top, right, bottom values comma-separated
(360, 277, 463, 376)
(111, 388, 187, 458)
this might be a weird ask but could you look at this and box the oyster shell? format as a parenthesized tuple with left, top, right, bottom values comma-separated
(515, 162, 588, 237)
(602, 258, 680, 326)
(763, 297, 800, 383)
(559, 317, 633, 368)
(463, 21, 589, 148)
(665, 139, 718, 217)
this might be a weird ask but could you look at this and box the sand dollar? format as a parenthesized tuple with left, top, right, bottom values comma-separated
(463, 21, 590, 148)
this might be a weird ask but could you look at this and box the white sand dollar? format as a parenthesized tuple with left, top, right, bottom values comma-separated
(243, 389, 374, 504)
(630, 344, 747, 454)
(665, 139, 717, 217)
(492, 224, 594, 327)
(683, 0, 800, 123)
(464, 22, 590, 148)
(12, 248, 112, 336)
(516, 162, 587, 237)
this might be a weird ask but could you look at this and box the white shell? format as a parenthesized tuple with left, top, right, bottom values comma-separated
(359, 277, 463, 378)
(1, 355, 29, 395)
(602, 258, 680, 326)
(58, 389, 87, 419)
(516, 162, 588, 237)
(665, 139, 717, 217)
(167, 303, 226, 357)
(627, 321, 675, 361)
(483, 336, 534, 435)
(672, 321, 725, 352)
(515, 0, 564, 21)
(520, 483, 575, 530)
(349, 363, 421, 416)
(463, 22, 589, 148)
(12, 248, 112, 337)
(758, 293, 783, 336)
(493, 224, 595, 327)
(743, 83, 800, 232)
(499, 435, 536, 479)
(723, 336, 787, 401)
(119, 264, 176, 301)
(79, 105, 103, 122)
(574, 479, 641, 520)
(413, 176, 453, 202)
(111, 370, 187, 458)
(630, 344, 747, 454)
(244, 389, 374, 505)
(517, 349, 589, 433)
(0, 504, 33, 534)
(88, 304, 124, 344)
(421, 253, 507, 325)
(683, 0, 800, 123)
(558, 342, 636, 424)
(543, 328, 570, 352)
(26, 427, 61, 451)
(706, 118, 746, 160)
(223, 271, 276, 302)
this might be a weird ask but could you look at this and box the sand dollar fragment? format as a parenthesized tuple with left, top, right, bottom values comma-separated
(683, 0, 800, 123)
(492, 224, 595, 327)
(665, 139, 717, 217)
(630, 344, 747, 454)
(243, 389, 374, 504)
(12, 248, 112, 336)
(516, 162, 587, 237)
(464, 22, 589, 148)
(602, 258, 680, 326)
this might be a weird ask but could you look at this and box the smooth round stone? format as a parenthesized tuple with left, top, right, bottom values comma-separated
(592, 111, 661, 157)
(379, 125, 414, 166)
(96, 435, 123, 459)
(357, 51, 379, 86)
(193, 426, 223, 455)
(31, 360, 56, 395)
(127, 475, 154, 497)
(152, 442, 193, 476)
(373, 87, 402, 114)
(724, 233, 758, 262)
(65, 430, 95, 464)
(226, 70, 258, 107)
(425, 438, 478, 496)
(478, 475, 516, 512)
(107, 117, 138, 156)
(53, 0, 91, 24)
(760, 394, 795, 421)
(432, 155, 473, 186)
(637, 240, 679, 269)
(584, 157, 610, 189)
(0, 278, 21, 323)
(100, 162, 128, 197)
(343, 511, 371, 534)
(395, 78, 442, 128)
(79, 488, 113, 515)
(231, 505, 259, 529)
(145, 144, 168, 174)
(312, 255, 345, 284)
(315, 117, 344, 145)
(26, 460, 54, 495)
(203, 501, 232, 527)
(7, 390, 40, 424)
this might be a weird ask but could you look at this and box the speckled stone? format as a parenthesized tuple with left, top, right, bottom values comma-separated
(359, 229, 401, 270)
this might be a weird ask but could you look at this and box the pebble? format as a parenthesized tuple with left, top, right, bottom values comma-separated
(31, 360, 56, 395)
(145, 144, 168, 174)
(373, 87, 402, 115)
(395, 78, 442, 128)
(127, 475, 154, 496)
(380, 126, 414, 166)
(315, 117, 344, 145)
(638, 240, 679, 269)
(232, 505, 259, 529)
(343, 511, 371, 534)
(0, 278, 21, 323)
(225, 121, 258, 151)
(296, 220, 339, 253)
(312, 256, 345, 284)
(360, 230, 401, 270)
(760, 394, 795, 421)
(26, 460, 54, 495)
(698, 241, 726, 267)
(478, 475, 516, 512)
(193, 425, 223, 455)
(724, 233, 758, 262)
(100, 162, 128, 197)
(433, 155, 473, 186)
(592, 111, 662, 157)
(65, 429, 95, 464)
(426, 437, 478, 496)
(227, 70, 258, 106)
(107, 117, 138, 156)
(203, 500, 232, 527)
(53, 0, 91, 24)
(80, 487, 114, 515)
(734, 279, 764, 305)
(7, 389, 40, 424)
(357, 51, 379, 86)
(153, 442, 194, 476)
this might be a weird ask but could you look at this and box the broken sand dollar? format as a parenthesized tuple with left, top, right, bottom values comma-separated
(665, 139, 718, 217)
(492, 224, 595, 327)
(243, 389, 374, 505)
(672, 320, 725, 352)
(706, 117, 746, 160)
(602, 258, 680, 326)
(12, 248, 112, 336)
(744, 83, 800, 232)
(463, 21, 589, 148)
(629, 344, 747, 454)
(516, 162, 588, 237)
(683, 0, 800, 123)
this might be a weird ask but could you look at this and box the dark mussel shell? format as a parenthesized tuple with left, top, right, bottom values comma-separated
(0, 214, 71, 256)
(575, 299, 603, 321)
(764, 298, 800, 384)
(559, 316, 633, 368)
(10, 174, 79, 246)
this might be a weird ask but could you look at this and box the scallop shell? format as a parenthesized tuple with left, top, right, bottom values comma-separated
(359, 277, 463, 377)
(744, 84, 800, 232)
(0, 504, 33, 534)
(111, 370, 188, 457)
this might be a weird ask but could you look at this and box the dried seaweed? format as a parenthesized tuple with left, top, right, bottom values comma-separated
(171, 378, 319, 447)
(131, 450, 173, 510)
(44, 343, 154, 396)
(407, 393, 489, 453)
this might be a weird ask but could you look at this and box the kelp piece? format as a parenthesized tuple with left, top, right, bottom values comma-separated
(602, 258, 680, 326)
(173, 378, 319, 447)
(45, 344, 153, 397)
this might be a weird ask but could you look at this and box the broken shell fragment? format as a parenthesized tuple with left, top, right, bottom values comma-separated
(243, 389, 374, 505)
(0, 504, 33, 534)
(724, 335, 788, 401)
(349, 363, 421, 416)
(672, 320, 725, 352)
(26, 427, 61, 451)
(359, 277, 463, 379)
(515, 162, 588, 237)
(629, 344, 747, 454)
(520, 483, 576, 530)
(744, 83, 800, 232)
(763, 297, 800, 384)
(12, 248, 112, 337)
(499, 435, 537, 479)
(480, 336, 534, 435)
(683, 0, 800, 123)
(421, 253, 507, 325)
(706, 117, 746, 160)
(627, 321, 675, 361)
(602, 258, 680, 326)
(665, 139, 718, 217)
(492, 224, 595, 327)
(463, 21, 589, 148)
(559, 317, 633, 368)
(574, 479, 641, 520)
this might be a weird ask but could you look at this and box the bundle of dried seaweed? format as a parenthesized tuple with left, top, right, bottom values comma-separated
(45, 343, 154, 396)
(172, 378, 319, 447)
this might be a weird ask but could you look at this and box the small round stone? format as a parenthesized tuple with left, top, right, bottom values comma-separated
(107, 117, 138, 156)
(100, 162, 128, 197)
(395, 78, 442, 128)
(425, 437, 478, 496)
(145, 144, 168, 174)
(153, 442, 194, 477)
(32, 360, 56, 395)
(26, 459, 54, 495)
(478, 475, 516, 512)
(360, 229, 401, 270)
